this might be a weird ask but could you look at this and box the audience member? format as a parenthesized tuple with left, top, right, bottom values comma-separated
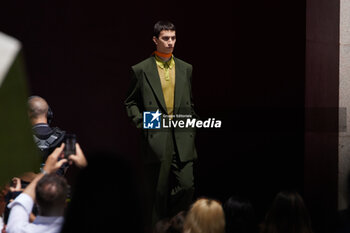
(6, 144, 68, 233)
(153, 218, 170, 233)
(2, 176, 36, 230)
(261, 191, 313, 233)
(153, 211, 186, 233)
(5, 143, 87, 233)
(183, 198, 225, 233)
(224, 196, 257, 233)
(168, 211, 186, 233)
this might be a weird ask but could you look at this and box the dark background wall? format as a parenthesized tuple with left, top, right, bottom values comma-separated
(0, 0, 306, 224)
(304, 0, 340, 232)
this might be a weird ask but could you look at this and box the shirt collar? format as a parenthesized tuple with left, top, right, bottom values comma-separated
(32, 123, 50, 129)
(154, 55, 175, 69)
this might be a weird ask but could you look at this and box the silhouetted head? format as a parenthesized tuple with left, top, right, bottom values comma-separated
(35, 174, 68, 216)
(223, 196, 256, 233)
(168, 211, 186, 233)
(153, 218, 170, 233)
(262, 191, 313, 233)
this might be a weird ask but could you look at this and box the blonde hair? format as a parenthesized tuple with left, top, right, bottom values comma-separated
(184, 198, 225, 233)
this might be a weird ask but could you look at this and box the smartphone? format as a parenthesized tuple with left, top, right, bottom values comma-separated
(64, 134, 76, 158)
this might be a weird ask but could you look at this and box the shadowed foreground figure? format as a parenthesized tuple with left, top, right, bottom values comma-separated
(261, 191, 313, 233)
(153, 211, 186, 233)
(61, 153, 144, 233)
(223, 196, 257, 233)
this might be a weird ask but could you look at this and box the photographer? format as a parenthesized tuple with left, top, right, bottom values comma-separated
(28, 96, 66, 164)
(5, 143, 87, 233)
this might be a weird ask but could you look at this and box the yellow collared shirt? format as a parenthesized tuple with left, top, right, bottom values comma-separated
(155, 55, 175, 116)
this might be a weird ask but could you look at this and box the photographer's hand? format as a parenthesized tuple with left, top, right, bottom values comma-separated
(68, 143, 88, 168)
(9, 177, 22, 192)
(23, 144, 67, 201)
(43, 143, 68, 174)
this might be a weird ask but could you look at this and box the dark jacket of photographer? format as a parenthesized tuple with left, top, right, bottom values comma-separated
(32, 123, 66, 163)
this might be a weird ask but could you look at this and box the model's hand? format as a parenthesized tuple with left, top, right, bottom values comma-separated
(43, 144, 68, 174)
(68, 143, 88, 168)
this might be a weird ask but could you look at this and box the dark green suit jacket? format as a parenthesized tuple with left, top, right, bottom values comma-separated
(125, 56, 197, 163)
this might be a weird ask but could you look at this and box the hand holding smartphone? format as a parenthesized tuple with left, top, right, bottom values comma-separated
(64, 134, 76, 159)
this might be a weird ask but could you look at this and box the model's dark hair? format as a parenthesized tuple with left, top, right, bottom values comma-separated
(35, 174, 68, 216)
(154, 20, 176, 38)
(223, 196, 257, 233)
(262, 191, 313, 233)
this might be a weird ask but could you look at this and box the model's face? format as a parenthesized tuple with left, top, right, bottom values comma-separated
(153, 30, 176, 54)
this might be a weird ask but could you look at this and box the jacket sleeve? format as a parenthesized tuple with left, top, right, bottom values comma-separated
(124, 68, 143, 129)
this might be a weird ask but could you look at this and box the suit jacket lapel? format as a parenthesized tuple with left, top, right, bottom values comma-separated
(144, 57, 167, 113)
(174, 57, 185, 114)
